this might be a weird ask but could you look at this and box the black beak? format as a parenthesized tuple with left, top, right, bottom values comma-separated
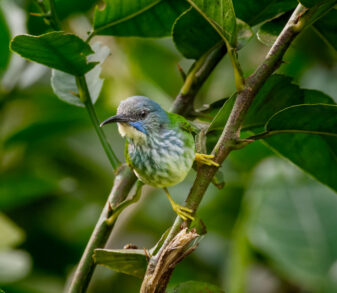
(100, 114, 131, 127)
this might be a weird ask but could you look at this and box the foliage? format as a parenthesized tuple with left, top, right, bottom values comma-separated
(1, 0, 336, 292)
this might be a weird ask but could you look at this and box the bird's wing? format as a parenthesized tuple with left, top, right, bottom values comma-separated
(168, 112, 199, 134)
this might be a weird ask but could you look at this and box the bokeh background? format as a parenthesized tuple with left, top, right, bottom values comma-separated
(1, 0, 337, 292)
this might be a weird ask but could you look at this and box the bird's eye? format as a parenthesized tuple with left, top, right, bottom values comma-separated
(140, 110, 148, 119)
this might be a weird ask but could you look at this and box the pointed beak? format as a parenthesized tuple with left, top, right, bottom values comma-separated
(100, 114, 131, 127)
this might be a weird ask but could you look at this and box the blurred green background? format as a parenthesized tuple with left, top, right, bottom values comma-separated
(1, 0, 337, 292)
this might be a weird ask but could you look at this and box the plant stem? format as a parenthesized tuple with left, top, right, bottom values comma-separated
(67, 43, 226, 293)
(67, 165, 136, 293)
(76, 76, 120, 171)
(141, 3, 328, 291)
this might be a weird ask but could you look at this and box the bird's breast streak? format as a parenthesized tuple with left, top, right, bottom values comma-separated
(128, 131, 195, 188)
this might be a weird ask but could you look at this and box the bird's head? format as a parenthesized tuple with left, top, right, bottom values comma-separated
(100, 96, 168, 143)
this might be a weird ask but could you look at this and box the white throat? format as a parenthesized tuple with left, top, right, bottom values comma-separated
(117, 123, 147, 144)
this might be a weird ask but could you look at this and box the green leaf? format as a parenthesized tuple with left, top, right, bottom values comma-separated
(208, 93, 236, 132)
(167, 281, 224, 293)
(208, 75, 333, 133)
(93, 0, 189, 37)
(257, 13, 288, 47)
(233, 0, 297, 26)
(266, 104, 337, 137)
(51, 42, 110, 107)
(243, 74, 335, 130)
(314, 9, 337, 51)
(172, 9, 252, 59)
(93, 248, 147, 278)
(10, 32, 98, 75)
(260, 133, 337, 191)
(0, 6, 10, 74)
(247, 158, 337, 291)
(242, 75, 337, 191)
(186, 0, 237, 46)
(172, 8, 222, 59)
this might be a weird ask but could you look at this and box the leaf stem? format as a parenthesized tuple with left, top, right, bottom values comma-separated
(75, 76, 120, 171)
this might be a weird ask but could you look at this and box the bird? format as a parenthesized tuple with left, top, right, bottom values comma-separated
(100, 96, 219, 221)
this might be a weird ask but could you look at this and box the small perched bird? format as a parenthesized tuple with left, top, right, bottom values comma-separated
(100, 96, 218, 220)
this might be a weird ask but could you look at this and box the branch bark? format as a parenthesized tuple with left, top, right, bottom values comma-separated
(140, 3, 334, 292)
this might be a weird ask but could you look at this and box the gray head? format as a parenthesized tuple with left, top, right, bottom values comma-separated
(100, 96, 168, 142)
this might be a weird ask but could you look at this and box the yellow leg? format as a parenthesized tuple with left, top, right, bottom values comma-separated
(195, 153, 219, 167)
(163, 188, 194, 221)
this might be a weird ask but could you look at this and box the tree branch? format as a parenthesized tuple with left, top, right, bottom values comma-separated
(140, 3, 335, 292)
(66, 42, 226, 292)
(67, 165, 136, 293)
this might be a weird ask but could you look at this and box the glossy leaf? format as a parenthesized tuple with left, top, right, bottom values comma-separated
(93, 0, 188, 37)
(314, 9, 337, 51)
(233, 0, 297, 26)
(94, 249, 147, 278)
(167, 281, 224, 293)
(186, 0, 237, 46)
(260, 105, 337, 191)
(247, 159, 337, 291)
(172, 7, 221, 59)
(243, 75, 335, 130)
(10, 32, 98, 75)
(172, 9, 252, 59)
(0, 7, 10, 73)
(244, 76, 337, 191)
(51, 42, 110, 107)
(266, 104, 337, 136)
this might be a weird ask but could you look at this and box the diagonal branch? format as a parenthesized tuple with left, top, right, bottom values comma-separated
(140, 3, 336, 292)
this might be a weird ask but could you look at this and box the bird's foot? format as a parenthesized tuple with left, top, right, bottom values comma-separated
(164, 188, 195, 221)
(171, 202, 194, 221)
(195, 153, 219, 167)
